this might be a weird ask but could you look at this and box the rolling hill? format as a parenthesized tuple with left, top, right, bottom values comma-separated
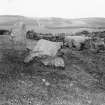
(0, 15, 105, 33)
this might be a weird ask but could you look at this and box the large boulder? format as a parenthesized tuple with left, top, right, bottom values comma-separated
(41, 56, 65, 68)
(26, 39, 38, 50)
(10, 22, 27, 50)
(24, 39, 63, 63)
(92, 38, 105, 51)
(64, 35, 91, 49)
(12, 22, 26, 43)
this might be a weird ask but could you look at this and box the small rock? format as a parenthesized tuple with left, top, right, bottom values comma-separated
(45, 82, 50, 86)
(42, 79, 46, 82)
(42, 79, 50, 86)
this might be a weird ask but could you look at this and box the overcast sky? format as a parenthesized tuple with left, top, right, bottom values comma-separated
(0, 0, 105, 18)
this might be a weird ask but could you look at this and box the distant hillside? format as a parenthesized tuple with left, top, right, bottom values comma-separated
(37, 17, 105, 28)
(0, 15, 38, 26)
(0, 15, 105, 33)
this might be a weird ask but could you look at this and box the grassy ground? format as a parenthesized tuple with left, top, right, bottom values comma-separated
(0, 48, 105, 105)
